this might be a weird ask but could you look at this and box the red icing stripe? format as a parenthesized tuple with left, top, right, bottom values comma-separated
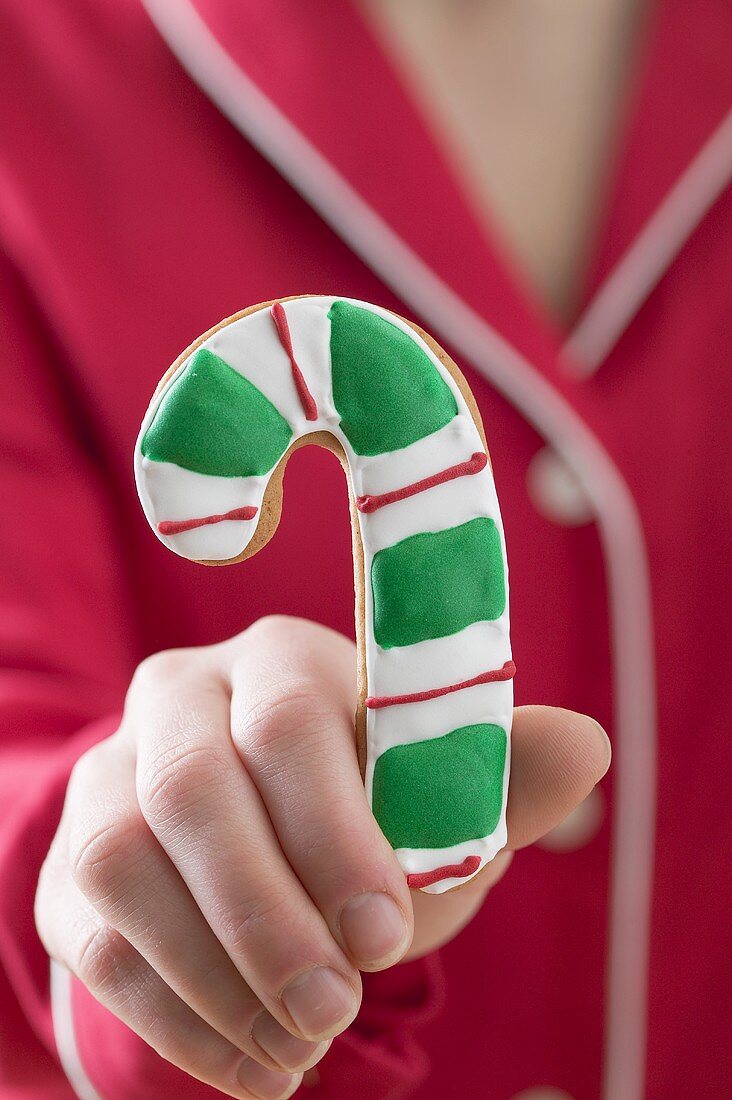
(407, 855, 481, 889)
(356, 451, 487, 513)
(157, 505, 258, 535)
(270, 302, 318, 421)
(365, 660, 516, 710)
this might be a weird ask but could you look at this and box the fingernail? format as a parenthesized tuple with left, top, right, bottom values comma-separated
(236, 1056, 299, 1099)
(339, 892, 409, 968)
(280, 967, 357, 1040)
(252, 1011, 328, 1072)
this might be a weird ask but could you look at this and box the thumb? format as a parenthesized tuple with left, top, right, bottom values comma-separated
(404, 705, 610, 959)
(506, 705, 611, 850)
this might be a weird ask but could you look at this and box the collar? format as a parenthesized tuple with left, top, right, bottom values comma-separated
(148, 0, 565, 372)
(150, 0, 730, 379)
(568, 0, 732, 372)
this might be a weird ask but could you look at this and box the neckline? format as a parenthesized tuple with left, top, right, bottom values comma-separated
(352, 0, 658, 339)
(184, 0, 566, 374)
(165, 0, 730, 379)
(344, 0, 731, 372)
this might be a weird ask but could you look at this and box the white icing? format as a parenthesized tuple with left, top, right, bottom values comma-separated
(367, 619, 509, 699)
(395, 821, 508, 895)
(205, 297, 336, 432)
(140, 458, 266, 560)
(357, 465, 499, 553)
(354, 415, 477, 497)
(364, 678, 514, 762)
(134, 297, 513, 894)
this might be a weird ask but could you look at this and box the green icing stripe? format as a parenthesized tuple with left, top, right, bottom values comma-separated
(372, 723, 507, 850)
(371, 517, 505, 649)
(141, 348, 292, 478)
(328, 300, 458, 455)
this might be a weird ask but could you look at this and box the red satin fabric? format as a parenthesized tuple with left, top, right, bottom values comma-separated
(0, 2, 729, 1097)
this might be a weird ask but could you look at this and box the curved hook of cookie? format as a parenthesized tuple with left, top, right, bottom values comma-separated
(134, 296, 514, 893)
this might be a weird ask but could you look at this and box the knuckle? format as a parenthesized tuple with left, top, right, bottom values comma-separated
(130, 648, 189, 693)
(240, 614, 324, 664)
(245, 615, 298, 645)
(297, 818, 368, 876)
(221, 890, 304, 960)
(70, 810, 147, 898)
(34, 857, 62, 954)
(239, 683, 334, 762)
(137, 743, 227, 828)
(75, 923, 133, 994)
(66, 742, 107, 798)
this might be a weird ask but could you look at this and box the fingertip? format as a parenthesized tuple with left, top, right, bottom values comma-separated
(338, 890, 413, 971)
(507, 705, 612, 850)
(514, 704, 611, 784)
(587, 715, 612, 778)
(250, 1012, 331, 1074)
(235, 1056, 303, 1100)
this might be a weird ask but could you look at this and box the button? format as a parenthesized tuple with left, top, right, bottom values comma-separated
(511, 1089, 576, 1100)
(526, 446, 593, 526)
(537, 787, 605, 852)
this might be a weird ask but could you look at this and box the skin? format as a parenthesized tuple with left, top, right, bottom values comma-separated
(36, 616, 610, 1100)
(358, 0, 647, 323)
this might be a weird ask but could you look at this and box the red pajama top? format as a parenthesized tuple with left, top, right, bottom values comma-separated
(0, 1, 730, 1098)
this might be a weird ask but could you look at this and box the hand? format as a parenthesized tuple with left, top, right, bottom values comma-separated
(36, 617, 610, 1099)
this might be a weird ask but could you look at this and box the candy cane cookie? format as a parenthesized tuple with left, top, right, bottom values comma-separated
(134, 296, 514, 894)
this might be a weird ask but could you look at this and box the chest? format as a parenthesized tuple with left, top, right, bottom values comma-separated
(357, 0, 648, 322)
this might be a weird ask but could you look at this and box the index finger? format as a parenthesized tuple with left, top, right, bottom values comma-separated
(227, 617, 414, 974)
(130, 651, 362, 1043)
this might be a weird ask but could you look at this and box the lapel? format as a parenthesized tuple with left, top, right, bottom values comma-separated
(185, 0, 564, 374)
(159, 0, 731, 383)
(585, 0, 732, 297)
(567, 0, 732, 369)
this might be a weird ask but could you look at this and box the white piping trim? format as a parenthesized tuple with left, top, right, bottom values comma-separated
(564, 108, 732, 375)
(50, 960, 105, 1100)
(140, 4, 658, 1097)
